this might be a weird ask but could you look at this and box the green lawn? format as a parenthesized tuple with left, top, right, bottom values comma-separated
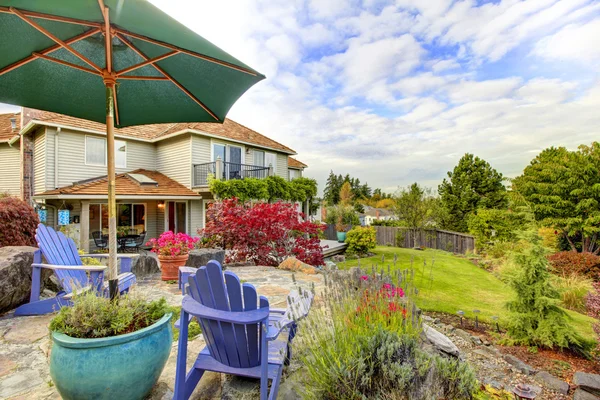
(337, 246, 597, 341)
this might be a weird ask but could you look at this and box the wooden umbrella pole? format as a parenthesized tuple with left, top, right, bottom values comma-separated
(105, 81, 118, 299)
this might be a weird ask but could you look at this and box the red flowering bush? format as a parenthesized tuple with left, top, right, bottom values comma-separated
(0, 195, 39, 247)
(146, 231, 198, 257)
(199, 198, 324, 266)
(547, 251, 600, 279)
(356, 275, 407, 320)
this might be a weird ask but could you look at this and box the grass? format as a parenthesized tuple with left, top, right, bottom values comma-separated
(338, 246, 597, 341)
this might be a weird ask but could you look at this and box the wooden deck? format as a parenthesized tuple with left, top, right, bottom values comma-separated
(321, 240, 347, 257)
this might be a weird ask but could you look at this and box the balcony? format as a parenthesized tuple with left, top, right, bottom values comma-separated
(193, 160, 271, 187)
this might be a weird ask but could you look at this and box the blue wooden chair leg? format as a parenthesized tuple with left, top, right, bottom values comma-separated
(285, 322, 298, 367)
(174, 310, 205, 400)
(260, 323, 269, 400)
(269, 365, 284, 400)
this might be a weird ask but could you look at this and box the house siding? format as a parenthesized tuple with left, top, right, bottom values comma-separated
(33, 129, 46, 195)
(0, 143, 21, 196)
(189, 200, 203, 236)
(191, 135, 211, 165)
(54, 129, 156, 188)
(276, 154, 287, 179)
(156, 134, 191, 187)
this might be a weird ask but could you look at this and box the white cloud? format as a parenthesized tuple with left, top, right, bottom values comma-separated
(532, 18, 600, 64)
(447, 78, 522, 103)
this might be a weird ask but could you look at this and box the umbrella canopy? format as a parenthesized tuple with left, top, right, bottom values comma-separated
(0, 0, 264, 289)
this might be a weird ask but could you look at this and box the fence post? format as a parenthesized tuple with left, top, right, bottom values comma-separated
(268, 163, 274, 177)
(215, 157, 224, 180)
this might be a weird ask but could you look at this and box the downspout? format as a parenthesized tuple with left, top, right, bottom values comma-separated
(54, 127, 60, 189)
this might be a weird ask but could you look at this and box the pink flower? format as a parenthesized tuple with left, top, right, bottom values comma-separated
(360, 275, 369, 281)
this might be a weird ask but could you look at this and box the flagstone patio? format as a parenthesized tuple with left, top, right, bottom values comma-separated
(0, 267, 323, 400)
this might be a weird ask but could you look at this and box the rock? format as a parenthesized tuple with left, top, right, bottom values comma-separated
(278, 257, 318, 275)
(0, 246, 39, 313)
(0, 355, 16, 378)
(323, 261, 337, 271)
(503, 354, 537, 376)
(574, 389, 600, 400)
(4, 314, 53, 344)
(422, 315, 435, 323)
(332, 254, 345, 263)
(452, 328, 473, 343)
(186, 248, 226, 269)
(535, 371, 569, 395)
(471, 336, 482, 345)
(131, 252, 159, 277)
(0, 370, 44, 398)
(423, 324, 460, 357)
(574, 372, 600, 396)
(278, 369, 308, 400)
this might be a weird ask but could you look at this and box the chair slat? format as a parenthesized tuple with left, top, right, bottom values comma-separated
(188, 274, 220, 364)
(225, 272, 251, 368)
(243, 283, 260, 366)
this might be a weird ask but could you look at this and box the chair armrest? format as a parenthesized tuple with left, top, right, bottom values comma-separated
(267, 318, 295, 341)
(80, 254, 139, 259)
(32, 263, 107, 272)
(269, 308, 286, 315)
(182, 296, 270, 324)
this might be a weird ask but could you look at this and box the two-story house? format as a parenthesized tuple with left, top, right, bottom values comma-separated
(0, 108, 308, 252)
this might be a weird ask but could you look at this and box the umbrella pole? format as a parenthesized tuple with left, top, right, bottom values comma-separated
(105, 81, 118, 299)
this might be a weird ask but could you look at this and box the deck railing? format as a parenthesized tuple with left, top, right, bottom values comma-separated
(193, 161, 271, 187)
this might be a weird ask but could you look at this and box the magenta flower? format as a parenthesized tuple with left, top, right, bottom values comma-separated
(360, 275, 369, 281)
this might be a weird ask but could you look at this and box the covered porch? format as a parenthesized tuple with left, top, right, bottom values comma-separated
(32, 169, 204, 252)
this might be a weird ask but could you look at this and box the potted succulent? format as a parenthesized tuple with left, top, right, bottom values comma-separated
(147, 231, 199, 280)
(48, 293, 173, 400)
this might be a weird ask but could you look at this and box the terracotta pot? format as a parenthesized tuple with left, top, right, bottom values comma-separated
(158, 254, 189, 281)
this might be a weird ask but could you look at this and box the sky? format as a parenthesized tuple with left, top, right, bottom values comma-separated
(2, 0, 600, 195)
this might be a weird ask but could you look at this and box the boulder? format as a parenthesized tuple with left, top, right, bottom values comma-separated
(323, 261, 337, 271)
(187, 249, 226, 268)
(574, 372, 600, 396)
(535, 371, 569, 395)
(331, 254, 345, 263)
(0, 246, 39, 313)
(423, 324, 460, 357)
(131, 252, 160, 278)
(278, 257, 318, 275)
(503, 354, 537, 375)
(574, 389, 600, 400)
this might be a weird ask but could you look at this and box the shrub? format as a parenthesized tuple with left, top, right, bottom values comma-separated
(199, 198, 324, 266)
(538, 227, 559, 251)
(209, 175, 318, 203)
(585, 282, 600, 319)
(551, 274, 593, 312)
(547, 251, 600, 279)
(0, 196, 39, 247)
(505, 233, 588, 352)
(346, 226, 376, 255)
(49, 292, 172, 339)
(325, 204, 359, 226)
(146, 231, 199, 257)
(467, 208, 527, 252)
(300, 269, 477, 399)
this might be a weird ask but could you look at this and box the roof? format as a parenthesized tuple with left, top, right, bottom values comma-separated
(288, 157, 307, 169)
(20, 108, 296, 154)
(365, 208, 394, 217)
(0, 113, 20, 143)
(35, 169, 201, 199)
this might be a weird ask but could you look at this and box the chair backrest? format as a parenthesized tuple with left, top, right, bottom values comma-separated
(187, 260, 269, 369)
(91, 231, 106, 247)
(36, 224, 87, 293)
(135, 231, 146, 246)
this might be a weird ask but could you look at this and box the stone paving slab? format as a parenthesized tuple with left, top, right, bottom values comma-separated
(0, 266, 323, 399)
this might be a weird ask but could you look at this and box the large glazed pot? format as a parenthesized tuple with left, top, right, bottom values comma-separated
(159, 254, 189, 281)
(50, 313, 173, 400)
(336, 231, 347, 243)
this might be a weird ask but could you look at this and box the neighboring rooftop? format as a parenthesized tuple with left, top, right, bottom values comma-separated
(35, 169, 200, 199)
(288, 157, 307, 169)
(0, 112, 20, 142)
(20, 108, 295, 154)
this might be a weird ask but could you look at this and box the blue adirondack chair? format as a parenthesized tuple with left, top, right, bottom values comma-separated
(14, 224, 136, 316)
(174, 260, 314, 400)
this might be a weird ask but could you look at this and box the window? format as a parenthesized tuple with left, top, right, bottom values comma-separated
(265, 152, 277, 173)
(212, 143, 226, 161)
(85, 136, 126, 168)
(253, 150, 265, 167)
(289, 169, 299, 180)
(85, 136, 106, 166)
(89, 203, 146, 237)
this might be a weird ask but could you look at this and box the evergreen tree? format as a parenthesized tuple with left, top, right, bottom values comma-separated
(438, 153, 507, 232)
(323, 171, 341, 205)
(505, 233, 586, 352)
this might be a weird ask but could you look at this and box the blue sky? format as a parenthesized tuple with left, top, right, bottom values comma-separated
(3, 0, 599, 194)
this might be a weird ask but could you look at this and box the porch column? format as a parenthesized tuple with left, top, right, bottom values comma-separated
(80, 200, 90, 253)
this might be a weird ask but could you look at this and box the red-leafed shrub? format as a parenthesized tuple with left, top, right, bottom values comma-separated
(586, 282, 600, 319)
(199, 198, 325, 266)
(0, 196, 39, 247)
(547, 251, 600, 279)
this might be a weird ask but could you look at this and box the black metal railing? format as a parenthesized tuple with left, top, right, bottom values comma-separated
(193, 161, 270, 186)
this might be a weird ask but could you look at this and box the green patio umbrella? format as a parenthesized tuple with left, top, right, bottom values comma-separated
(0, 0, 264, 295)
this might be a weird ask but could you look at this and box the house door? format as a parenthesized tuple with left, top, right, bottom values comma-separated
(167, 201, 187, 234)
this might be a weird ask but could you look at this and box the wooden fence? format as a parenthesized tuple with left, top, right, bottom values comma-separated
(324, 225, 475, 254)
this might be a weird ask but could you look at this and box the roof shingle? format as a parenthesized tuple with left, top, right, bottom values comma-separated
(288, 157, 307, 169)
(36, 169, 200, 198)
(0, 113, 20, 142)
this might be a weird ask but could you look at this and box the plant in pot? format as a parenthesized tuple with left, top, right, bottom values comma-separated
(336, 219, 349, 243)
(147, 231, 199, 281)
(48, 293, 174, 400)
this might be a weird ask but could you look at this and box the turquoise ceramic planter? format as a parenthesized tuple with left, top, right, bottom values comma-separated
(50, 313, 173, 400)
(336, 231, 347, 243)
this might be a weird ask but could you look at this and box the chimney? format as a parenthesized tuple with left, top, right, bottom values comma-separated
(10, 117, 16, 131)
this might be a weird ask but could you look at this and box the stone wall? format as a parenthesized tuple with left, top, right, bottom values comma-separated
(0, 246, 39, 313)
